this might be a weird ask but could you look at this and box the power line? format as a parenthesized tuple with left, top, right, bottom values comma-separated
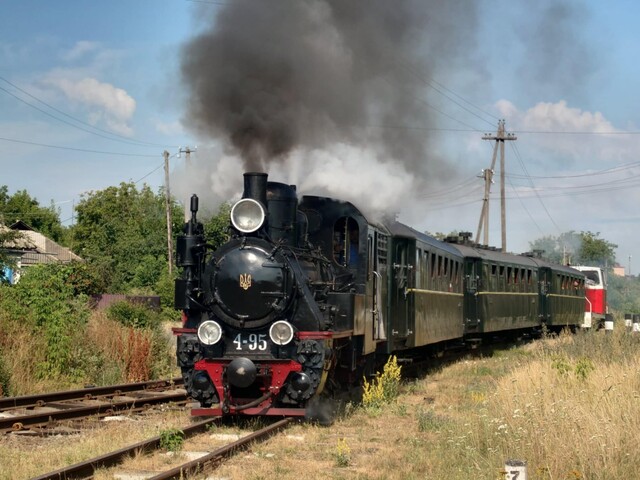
(506, 160, 640, 180)
(400, 62, 498, 129)
(509, 142, 559, 235)
(0, 136, 158, 157)
(0, 76, 177, 149)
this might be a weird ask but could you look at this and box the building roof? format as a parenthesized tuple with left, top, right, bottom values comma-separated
(2, 221, 82, 264)
(0, 224, 34, 250)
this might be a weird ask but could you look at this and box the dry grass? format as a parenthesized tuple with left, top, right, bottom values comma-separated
(0, 323, 51, 395)
(86, 312, 161, 383)
(210, 327, 640, 480)
(2, 325, 639, 479)
(0, 407, 188, 480)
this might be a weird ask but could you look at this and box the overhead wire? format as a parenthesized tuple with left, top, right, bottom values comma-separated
(508, 142, 558, 235)
(0, 76, 177, 149)
(0, 136, 159, 157)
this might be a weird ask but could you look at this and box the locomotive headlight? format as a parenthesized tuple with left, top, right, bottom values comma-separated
(230, 198, 265, 233)
(197, 320, 222, 346)
(269, 320, 294, 345)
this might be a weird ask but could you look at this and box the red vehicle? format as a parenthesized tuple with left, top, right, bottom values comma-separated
(572, 266, 607, 328)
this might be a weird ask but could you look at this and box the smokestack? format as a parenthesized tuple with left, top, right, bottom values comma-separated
(242, 172, 268, 208)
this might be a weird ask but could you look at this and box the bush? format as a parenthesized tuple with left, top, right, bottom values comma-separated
(362, 355, 402, 412)
(106, 300, 158, 329)
(0, 355, 10, 396)
(159, 428, 185, 452)
(4, 264, 91, 380)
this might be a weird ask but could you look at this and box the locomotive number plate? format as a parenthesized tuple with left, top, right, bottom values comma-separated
(232, 333, 269, 352)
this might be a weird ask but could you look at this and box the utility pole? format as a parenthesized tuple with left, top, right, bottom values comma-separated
(179, 146, 195, 222)
(163, 150, 173, 275)
(475, 120, 517, 252)
(180, 146, 193, 169)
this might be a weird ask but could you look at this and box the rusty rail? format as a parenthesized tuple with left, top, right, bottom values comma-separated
(1, 388, 187, 433)
(0, 377, 183, 411)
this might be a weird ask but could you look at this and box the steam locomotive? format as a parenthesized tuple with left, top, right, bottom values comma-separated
(173, 172, 586, 417)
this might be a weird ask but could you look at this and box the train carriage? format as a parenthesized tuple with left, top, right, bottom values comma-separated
(390, 224, 465, 350)
(533, 260, 585, 330)
(447, 240, 541, 337)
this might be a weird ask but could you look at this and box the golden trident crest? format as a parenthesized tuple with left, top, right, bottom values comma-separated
(239, 274, 252, 290)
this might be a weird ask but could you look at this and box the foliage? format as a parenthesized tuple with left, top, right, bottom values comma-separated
(333, 438, 351, 467)
(106, 300, 159, 329)
(362, 355, 402, 412)
(154, 265, 181, 321)
(607, 273, 640, 313)
(69, 182, 182, 292)
(529, 230, 617, 266)
(0, 186, 65, 242)
(159, 428, 185, 452)
(0, 228, 22, 278)
(202, 202, 232, 249)
(416, 407, 447, 432)
(0, 355, 9, 396)
(0, 263, 92, 379)
(579, 231, 617, 265)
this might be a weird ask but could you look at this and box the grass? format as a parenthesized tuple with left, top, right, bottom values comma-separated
(211, 324, 640, 480)
(2, 322, 639, 479)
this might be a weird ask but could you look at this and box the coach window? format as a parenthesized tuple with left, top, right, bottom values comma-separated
(333, 217, 359, 268)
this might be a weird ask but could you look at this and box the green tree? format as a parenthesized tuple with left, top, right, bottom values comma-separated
(529, 231, 616, 266)
(202, 202, 232, 249)
(69, 183, 182, 293)
(0, 186, 64, 242)
(578, 231, 617, 266)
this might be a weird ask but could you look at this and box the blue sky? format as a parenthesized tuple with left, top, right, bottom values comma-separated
(3, 1, 640, 272)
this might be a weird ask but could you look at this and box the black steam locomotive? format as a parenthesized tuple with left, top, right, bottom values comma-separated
(174, 172, 586, 417)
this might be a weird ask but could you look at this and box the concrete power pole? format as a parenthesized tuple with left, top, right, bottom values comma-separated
(475, 120, 517, 252)
(163, 150, 174, 275)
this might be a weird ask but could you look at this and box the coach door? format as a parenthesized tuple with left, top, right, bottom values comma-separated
(463, 259, 480, 336)
(390, 238, 413, 347)
(364, 230, 387, 354)
(538, 267, 551, 324)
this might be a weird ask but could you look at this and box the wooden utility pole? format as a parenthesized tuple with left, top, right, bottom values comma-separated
(179, 146, 194, 222)
(163, 150, 173, 275)
(475, 120, 517, 252)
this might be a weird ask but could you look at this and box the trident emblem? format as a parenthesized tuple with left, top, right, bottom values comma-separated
(239, 274, 252, 290)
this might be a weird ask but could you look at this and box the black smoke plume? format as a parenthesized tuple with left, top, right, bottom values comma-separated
(180, 0, 479, 173)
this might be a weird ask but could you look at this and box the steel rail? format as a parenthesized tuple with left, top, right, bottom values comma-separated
(0, 389, 187, 433)
(146, 417, 293, 480)
(0, 377, 183, 411)
(30, 418, 218, 480)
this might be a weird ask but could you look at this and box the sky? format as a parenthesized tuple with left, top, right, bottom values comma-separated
(2, 0, 640, 273)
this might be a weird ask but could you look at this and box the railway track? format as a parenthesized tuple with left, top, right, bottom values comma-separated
(31, 417, 293, 480)
(0, 377, 186, 433)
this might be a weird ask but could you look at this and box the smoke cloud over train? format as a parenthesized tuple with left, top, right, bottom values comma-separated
(176, 0, 593, 222)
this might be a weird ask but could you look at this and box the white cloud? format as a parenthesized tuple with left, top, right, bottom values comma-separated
(498, 100, 616, 133)
(62, 41, 101, 62)
(495, 99, 640, 169)
(154, 119, 184, 136)
(44, 74, 136, 135)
